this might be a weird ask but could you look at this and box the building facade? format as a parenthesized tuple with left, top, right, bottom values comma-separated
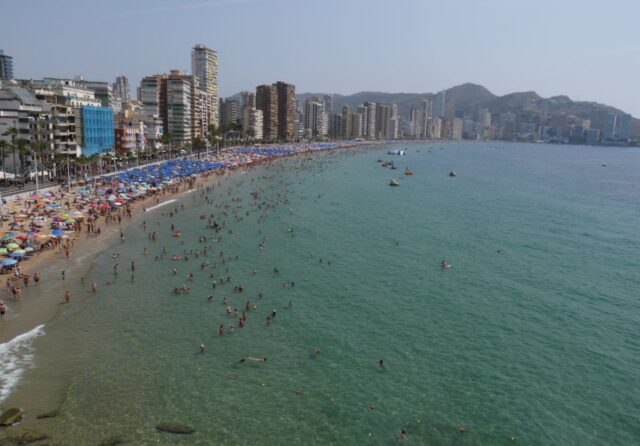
(0, 50, 13, 79)
(191, 44, 219, 126)
(256, 84, 278, 140)
(276, 81, 296, 140)
(78, 106, 114, 156)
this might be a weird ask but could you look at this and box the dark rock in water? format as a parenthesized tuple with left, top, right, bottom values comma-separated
(98, 435, 126, 446)
(156, 423, 195, 434)
(0, 408, 23, 426)
(7, 430, 47, 444)
(36, 410, 60, 420)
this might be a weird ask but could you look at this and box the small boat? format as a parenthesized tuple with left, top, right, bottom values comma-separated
(382, 162, 389, 168)
(601, 163, 608, 167)
(405, 168, 413, 176)
(448, 171, 457, 177)
(390, 165, 397, 170)
(389, 179, 400, 187)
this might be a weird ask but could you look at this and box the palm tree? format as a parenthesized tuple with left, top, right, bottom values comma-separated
(0, 140, 9, 187)
(12, 138, 28, 186)
(30, 141, 49, 192)
(160, 132, 172, 160)
(2, 128, 18, 186)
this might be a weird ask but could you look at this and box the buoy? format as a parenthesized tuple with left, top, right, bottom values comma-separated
(459, 427, 465, 433)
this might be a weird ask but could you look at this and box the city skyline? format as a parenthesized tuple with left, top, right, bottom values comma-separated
(2, 0, 639, 117)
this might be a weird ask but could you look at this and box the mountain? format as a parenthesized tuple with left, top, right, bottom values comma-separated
(297, 84, 640, 138)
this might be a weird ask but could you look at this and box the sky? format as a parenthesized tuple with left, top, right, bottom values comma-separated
(2, 0, 639, 116)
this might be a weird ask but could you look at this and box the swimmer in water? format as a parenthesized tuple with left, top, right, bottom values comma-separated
(379, 359, 385, 368)
(200, 344, 206, 353)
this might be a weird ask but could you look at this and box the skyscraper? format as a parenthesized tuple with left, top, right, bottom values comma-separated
(113, 75, 130, 105)
(0, 49, 13, 79)
(435, 90, 446, 118)
(256, 84, 278, 140)
(618, 113, 631, 140)
(364, 102, 376, 139)
(191, 44, 219, 126)
(275, 81, 296, 140)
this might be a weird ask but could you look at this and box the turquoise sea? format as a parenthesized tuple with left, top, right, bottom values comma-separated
(5, 142, 640, 445)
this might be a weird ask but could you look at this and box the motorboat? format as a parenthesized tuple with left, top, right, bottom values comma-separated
(389, 178, 400, 187)
(448, 171, 457, 177)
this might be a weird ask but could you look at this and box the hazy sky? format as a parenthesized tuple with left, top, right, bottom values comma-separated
(2, 0, 639, 116)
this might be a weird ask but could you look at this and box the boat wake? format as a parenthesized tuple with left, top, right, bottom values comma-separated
(0, 324, 45, 402)
(145, 199, 178, 212)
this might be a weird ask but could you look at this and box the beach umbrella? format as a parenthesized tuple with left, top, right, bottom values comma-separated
(65, 219, 76, 224)
(52, 229, 65, 236)
(8, 222, 20, 227)
(24, 247, 34, 252)
(10, 252, 25, 258)
(6, 243, 19, 250)
(2, 259, 17, 266)
(16, 235, 29, 241)
(0, 248, 7, 255)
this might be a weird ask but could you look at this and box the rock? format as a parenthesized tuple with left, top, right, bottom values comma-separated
(7, 430, 47, 444)
(0, 408, 22, 426)
(156, 423, 195, 435)
(98, 435, 125, 446)
(36, 410, 60, 420)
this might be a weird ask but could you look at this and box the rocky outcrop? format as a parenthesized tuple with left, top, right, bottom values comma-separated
(156, 423, 195, 434)
(35, 410, 59, 420)
(98, 435, 126, 446)
(7, 430, 47, 444)
(0, 408, 22, 426)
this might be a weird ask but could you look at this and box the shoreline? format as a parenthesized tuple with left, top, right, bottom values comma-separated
(0, 141, 377, 343)
(0, 141, 385, 407)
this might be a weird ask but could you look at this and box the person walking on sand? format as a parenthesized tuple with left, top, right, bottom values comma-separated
(92, 282, 98, 293)
(64, 290, 70, 303)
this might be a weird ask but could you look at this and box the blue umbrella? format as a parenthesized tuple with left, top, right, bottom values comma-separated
(10, 252, 25, 258)
(52, 229, 65, 236)
(2, 259, 18, 266)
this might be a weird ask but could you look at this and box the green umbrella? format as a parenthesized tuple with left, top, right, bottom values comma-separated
(0, 248, 8, 255)
(6, 243, 19, 250)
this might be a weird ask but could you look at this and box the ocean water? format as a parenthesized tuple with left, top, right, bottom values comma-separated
(4, 142, 640, 445)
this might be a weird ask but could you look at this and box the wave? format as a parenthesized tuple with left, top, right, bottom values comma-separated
(0, 324, 45, 403)
(144, 199, 177, 212)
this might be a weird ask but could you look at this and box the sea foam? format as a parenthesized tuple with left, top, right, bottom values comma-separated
(0, 324, 45, 402)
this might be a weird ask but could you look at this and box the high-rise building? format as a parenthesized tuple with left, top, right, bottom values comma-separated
(328, 113, 343, 138)
(435, 90, 446, 118)
(323, 94, 334, 115)
(140, 75, 165, 118)
(477, 108, 491, 128)
(604, 113, 617, 140)
(420, 99, 431, 139)
(349, 112, 363, 138)
(618, 113, 631, 140)
(375, 103, 391, 139)
(220, 97, 240, 129)
(165, 70, 193, 143)
(364, 102, 376, 139)
(304, 97, 327, 138)
(0, 49, 14, 79)
(240, 91, 255, 109)
(275, 81, 296, 140)
(74, 77, 118, 110)
(113, 75, 130, 105)
(341, 105, 350, 139)
(191, 44, 219, 126)
(256, 84, 278, 140)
